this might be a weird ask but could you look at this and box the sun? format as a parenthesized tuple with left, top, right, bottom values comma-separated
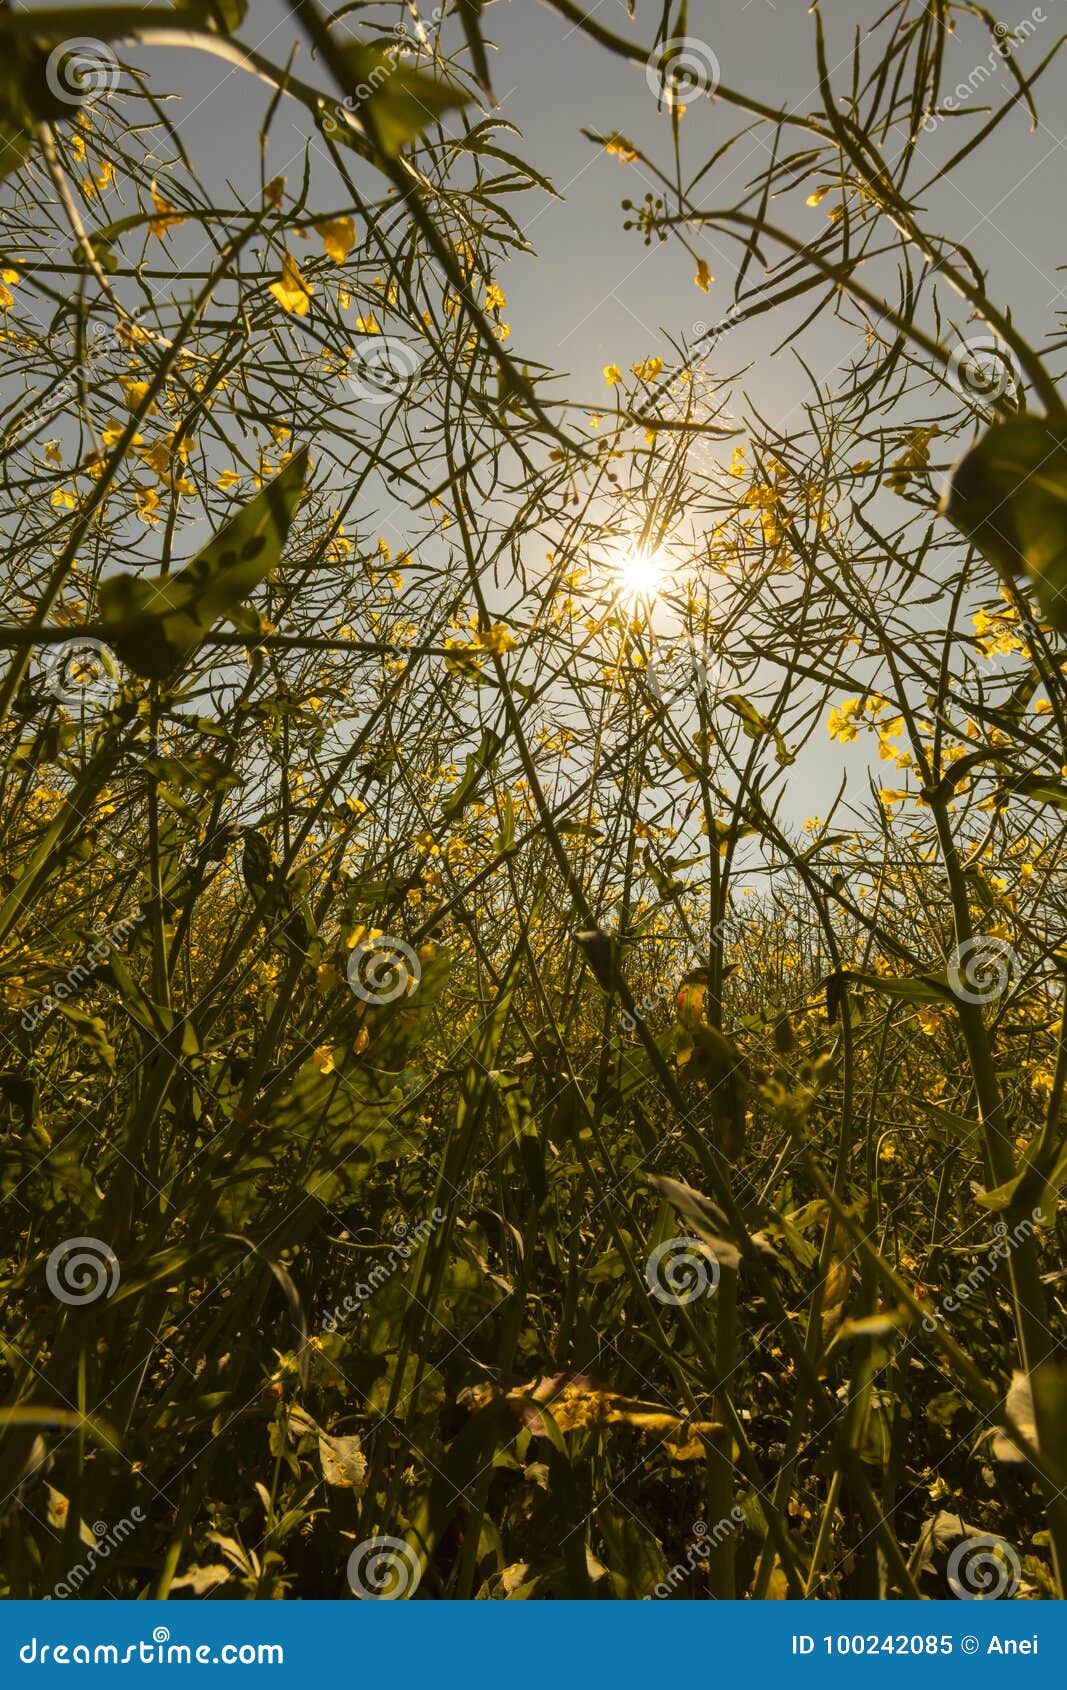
(617, 546, 666, 601)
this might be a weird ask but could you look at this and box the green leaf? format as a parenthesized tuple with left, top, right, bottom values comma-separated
(99, 448, 307, 678)
(56, 1005, 116, 1070)
(1002, 772, 1067, 810)
(440, 728, 502, 823)
(342, 43, 472, 158)
(457, 0, 493, 94)
(845, 970, 955, 1005)
(723, 693, 794, 765)
(941, 415, 1067, 631)
(0, 120, 33, 184)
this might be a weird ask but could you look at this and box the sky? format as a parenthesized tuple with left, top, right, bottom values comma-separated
(59, 0, 1066, 425)
(14, 0, 1067, 818)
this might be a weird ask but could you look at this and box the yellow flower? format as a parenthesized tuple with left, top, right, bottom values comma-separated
(102, 419, 142, 449)
(806, 185, 831, 207)
(485, 283, 506, 312)
(604, 133, 638, 162)
(119, 377, 153, 411)
(135, 485, 162, 524)
(216, 469, 241, 490)
(270, 251, 314, 317)
(603, 363, 621, 386)
(916, 1006, 943, 1037)
(0, 266, 19, 311)
(315, 216, 355, 263)
(312, 1046, 336, 1075)
(149, 184, 185, 238)
(482, 622, 516, 655)
(695, 259, 713, 292)
(631, 356, 664, 382)
(50, 488, 77, 510)
(827, 700, 861, 743)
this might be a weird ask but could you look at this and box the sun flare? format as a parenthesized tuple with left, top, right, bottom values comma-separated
(617, 546, 666, 601)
